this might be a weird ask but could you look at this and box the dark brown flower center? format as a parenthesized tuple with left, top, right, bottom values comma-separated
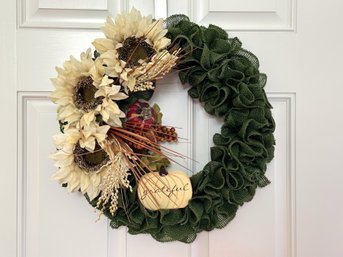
(118, 36, 156, 68)
(74, 76, 103, 111)
(74, 142, 109, 172)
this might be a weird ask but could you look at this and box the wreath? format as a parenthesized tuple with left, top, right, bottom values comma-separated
(50, 9, 275, 243)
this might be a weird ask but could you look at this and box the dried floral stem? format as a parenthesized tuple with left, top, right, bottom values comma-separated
(124, 123, 187, 141)
(111, 127, 191, 161)
(125, 121, 183, 129)
(110, 128, 195, 172)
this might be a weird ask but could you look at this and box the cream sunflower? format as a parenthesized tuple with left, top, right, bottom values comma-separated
(92, 8, 178, 92)
(50, 49, 128, 129)
(51, 123, 132, 210)
(51, 124, 112, 200)
(93, 8, 170, 55)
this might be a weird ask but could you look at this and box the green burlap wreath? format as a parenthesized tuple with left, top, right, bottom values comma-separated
(88, 15, 276, 243)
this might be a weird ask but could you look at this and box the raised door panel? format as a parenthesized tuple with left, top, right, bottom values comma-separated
(192, 94, 295, 257)
(19, 0, 122, 28)
(17, 91, 293, 257)
(18, 94, 110, 257)
(39, 0, 108, 10)
(168, 0, 295, 31)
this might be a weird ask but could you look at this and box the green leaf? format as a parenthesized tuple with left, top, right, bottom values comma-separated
(152, 103, 163, 124)
(141, 153, 171, 172)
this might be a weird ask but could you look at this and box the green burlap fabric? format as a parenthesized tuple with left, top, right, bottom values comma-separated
(88, 15, 276, 243)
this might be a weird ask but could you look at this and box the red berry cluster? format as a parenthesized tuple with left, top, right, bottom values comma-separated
(123, 101, 178, 150)
(155, 124, 178, 143)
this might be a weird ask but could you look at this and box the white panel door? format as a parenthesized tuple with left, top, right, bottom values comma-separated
(1, 0, 343, 257)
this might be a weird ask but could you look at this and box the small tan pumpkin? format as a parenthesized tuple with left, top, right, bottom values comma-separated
(137, 171, 192, 211)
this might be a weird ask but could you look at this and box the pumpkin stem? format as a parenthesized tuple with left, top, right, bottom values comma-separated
(159, 166, 168, 176)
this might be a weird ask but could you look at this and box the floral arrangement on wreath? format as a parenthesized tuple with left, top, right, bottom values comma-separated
(50, 8, 276, 243)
